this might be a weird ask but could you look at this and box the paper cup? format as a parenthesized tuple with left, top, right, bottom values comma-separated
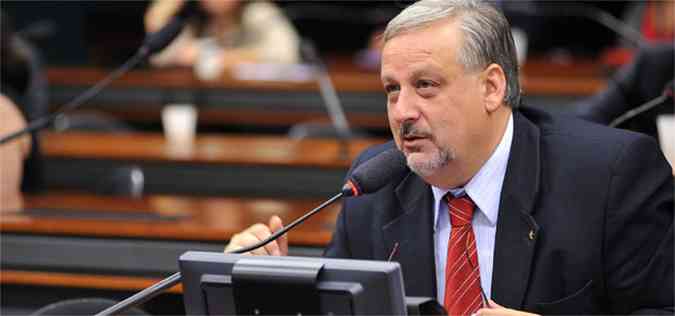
(162, 104, 197, 149)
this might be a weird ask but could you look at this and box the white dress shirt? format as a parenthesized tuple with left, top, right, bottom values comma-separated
(432, 113, 513, 303)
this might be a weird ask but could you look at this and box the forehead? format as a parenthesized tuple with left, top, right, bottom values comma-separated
(380, 19, 464, 80)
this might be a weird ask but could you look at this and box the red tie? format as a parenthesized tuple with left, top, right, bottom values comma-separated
(444, 194, 483, 315)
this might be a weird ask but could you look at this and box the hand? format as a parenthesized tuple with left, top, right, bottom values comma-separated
(473, 300, 539, 316)
(224, 216, 288, 256)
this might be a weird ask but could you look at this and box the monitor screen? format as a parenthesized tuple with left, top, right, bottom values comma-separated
(179, 251, 407, 315)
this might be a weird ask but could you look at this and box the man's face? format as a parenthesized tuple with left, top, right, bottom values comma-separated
(381, 20, 491, 181)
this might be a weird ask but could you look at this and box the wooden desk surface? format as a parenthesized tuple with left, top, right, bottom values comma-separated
(46, 56, 606, 96)
(45, 57, 606, 134)
(46, 64, 381, 93)
(41, 131, 385, 169)
(1, 192, 339, 246)
(1, 269, 183, 294)
(1, 192, 339, 296)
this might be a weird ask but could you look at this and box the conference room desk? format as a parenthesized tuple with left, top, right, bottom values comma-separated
(46, 57, 606, 131)
(40, 131, 386, 197)
(1, 192, 339, 314)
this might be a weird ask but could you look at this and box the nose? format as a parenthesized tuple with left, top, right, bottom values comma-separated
(388, 89, 420, 125)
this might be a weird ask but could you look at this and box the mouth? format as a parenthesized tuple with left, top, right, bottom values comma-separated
(402, 135, 427, 143)
(401, 134, 430, 152)
(398, 122, 431, 149)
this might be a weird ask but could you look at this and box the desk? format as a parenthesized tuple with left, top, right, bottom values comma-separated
(0, 192, 338, 313)
(41, 131, 386, 197)
(46, 57, 606, 131)
(47, 65, 390, 131)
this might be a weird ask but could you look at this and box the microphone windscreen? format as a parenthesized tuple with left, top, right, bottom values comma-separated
(344, 147, 407, 196)
(142, 19, 184, 55)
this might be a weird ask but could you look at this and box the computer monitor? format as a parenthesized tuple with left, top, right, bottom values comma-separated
(179, 251, 407, 315)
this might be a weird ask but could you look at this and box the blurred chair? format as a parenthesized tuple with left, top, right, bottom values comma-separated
(31, 298, 149, 316)
(95, 165, 145, 198)
(288, 122, 369, 140)
(54, 112, 135, 133)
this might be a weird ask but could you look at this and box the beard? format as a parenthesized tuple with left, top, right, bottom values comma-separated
(405, 143, 455, 177)
(399, 121, 456, 177)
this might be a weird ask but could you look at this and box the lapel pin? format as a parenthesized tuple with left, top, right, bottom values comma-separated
(528, 230, 535, 240)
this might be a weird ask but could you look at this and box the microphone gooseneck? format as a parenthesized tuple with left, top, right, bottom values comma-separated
(610, 80, 674, 128)
(503, 4, 645, 48)
(300, 39, 353, 141)
(95, 147, 407, 316)
(299, 39, 354, 160)
(0, 51, 146, 145)
(0, 1, 196, 145)
(139, 1, 197, 57)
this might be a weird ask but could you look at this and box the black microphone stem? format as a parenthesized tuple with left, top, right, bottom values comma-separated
(93, 271, 182, 316)
(610, 94, 669, 127)
(94, 192, 344, 316)
(301, 40, 353, 161)
(315, 72, 352, 161)
(232, 192, 344, 254)
(0, 48, 149, 145)
(504, 4, 645, 48)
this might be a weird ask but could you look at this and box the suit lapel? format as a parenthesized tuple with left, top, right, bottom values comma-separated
(491, 110, 542, 309)
(382, 172, 437, 298)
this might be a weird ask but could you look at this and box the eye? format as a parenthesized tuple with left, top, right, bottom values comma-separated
(416, 79, 435, 89)
(384, 83, 400, 95)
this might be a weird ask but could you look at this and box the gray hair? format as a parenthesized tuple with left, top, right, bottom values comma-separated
(384, 0, 521, 108)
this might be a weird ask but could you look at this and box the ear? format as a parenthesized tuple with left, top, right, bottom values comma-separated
(481, 63, 507, 113)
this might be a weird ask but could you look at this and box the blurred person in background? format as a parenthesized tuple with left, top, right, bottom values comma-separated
(1, 11, 44, 194)
(144, 0, 300, 78)
(624, 0, 674, 44)
(0, 95, 31, 211)
(576, 44, 674, 140)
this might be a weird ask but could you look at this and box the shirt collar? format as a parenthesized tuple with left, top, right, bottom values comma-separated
(432, 113, 514, 230)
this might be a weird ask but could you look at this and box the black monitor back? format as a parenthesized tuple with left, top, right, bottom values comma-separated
(179, 251, 407, 315)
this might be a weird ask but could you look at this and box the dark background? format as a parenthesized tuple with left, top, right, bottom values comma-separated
(2, 1, 630, 67)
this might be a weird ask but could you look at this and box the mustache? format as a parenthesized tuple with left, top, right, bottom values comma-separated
(400, 121, 431, 140)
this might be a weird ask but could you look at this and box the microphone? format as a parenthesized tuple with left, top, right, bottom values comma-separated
(95, 147, 408, 316)
(502, 3, 646, 48)
(610, 80, 674, 128)
(138, 1, 197, 57)
(342, 147, 407, 197)
(299, 39, 353, 141)
(0, 1, 196, 145)
(296, 39, 355, 160)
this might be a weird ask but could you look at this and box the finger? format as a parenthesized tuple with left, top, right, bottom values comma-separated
(225, 224, 267, 254)
(239, 233, 270, 256)
(473, 307, 498, 316)
(224, 233, 243, 253)
(225, 233, 253, 253)
(487, 299, 503, 309)
(248, 223, 280, 256)
(269, 216, 288, 256)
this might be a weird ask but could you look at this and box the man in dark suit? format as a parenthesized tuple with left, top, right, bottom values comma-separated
(226, 0, 673, 314)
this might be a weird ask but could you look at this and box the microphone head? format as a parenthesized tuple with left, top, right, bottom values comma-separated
(342, 147, 407, 197)
(141, 19, 183, 56)
(140, 1, 198, 56)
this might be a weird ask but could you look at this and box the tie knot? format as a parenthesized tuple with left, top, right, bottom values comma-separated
(445, 194, 475, 227)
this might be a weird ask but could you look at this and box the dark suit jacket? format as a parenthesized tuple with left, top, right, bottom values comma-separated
(325, 107, 674, 315)
(576, 44, 674, 139)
